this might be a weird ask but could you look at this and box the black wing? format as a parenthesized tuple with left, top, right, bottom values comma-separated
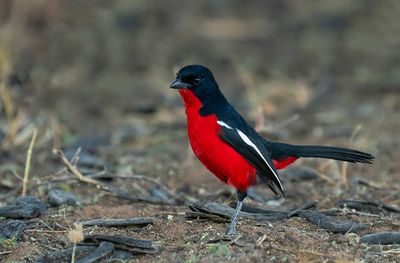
(217, 121, 285, 197)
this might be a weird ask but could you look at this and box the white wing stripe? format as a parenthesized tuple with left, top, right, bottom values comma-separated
(217, 120, 233, 130)
(236, 129, 283, 191)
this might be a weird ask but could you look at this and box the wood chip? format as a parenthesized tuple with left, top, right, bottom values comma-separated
(80, 217, 155, 228)
(76, 241, 114, 263)
(360, 232, 400, 245)
(36, 245, 97, 263)
(337, 200, 400, 214)
(297, 210, 368, 234)
(84, 234, 157, 254)
(187, 200, 319, 223)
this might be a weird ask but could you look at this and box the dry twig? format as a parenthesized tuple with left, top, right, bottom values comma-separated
(53, 149, 176, 205)
(53, 149, 105, 187)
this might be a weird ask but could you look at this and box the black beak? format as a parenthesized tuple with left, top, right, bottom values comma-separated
(170, 78, 191, 89)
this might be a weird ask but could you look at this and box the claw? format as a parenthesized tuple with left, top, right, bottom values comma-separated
(225, 226, 237, 236)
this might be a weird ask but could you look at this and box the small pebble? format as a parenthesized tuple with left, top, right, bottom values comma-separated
(15, 196, 47, 213)
(0, 204, 42, 219)
(0, 220, 26, 239)
(47, 190, 78, 207)
(148, 187, 170, 201)
(280, 166, 319, 182)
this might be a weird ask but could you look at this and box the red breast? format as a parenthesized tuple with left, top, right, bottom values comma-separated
(179, 89, 257, 191)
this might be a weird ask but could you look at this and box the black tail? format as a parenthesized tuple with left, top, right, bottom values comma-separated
(294, 145, 374, 164)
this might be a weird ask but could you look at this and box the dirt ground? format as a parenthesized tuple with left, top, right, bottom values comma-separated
(0, 1, 400, 262)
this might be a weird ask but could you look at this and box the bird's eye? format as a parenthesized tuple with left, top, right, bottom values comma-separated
(193, 77, 202, 85)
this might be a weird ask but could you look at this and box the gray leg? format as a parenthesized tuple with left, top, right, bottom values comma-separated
(225, 191, 247, 236)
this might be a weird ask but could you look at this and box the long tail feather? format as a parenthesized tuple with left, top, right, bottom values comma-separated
(294, 145, 374, 163)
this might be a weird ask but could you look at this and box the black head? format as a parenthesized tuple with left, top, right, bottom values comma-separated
(170, 65, 221, 98)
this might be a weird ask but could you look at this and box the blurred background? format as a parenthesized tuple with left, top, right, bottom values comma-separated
(1, 0, 400, 261)
(1, 0, 399, 191)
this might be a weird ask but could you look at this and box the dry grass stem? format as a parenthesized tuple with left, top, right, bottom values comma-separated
(22, 128, 38, 196)
(3, 110, 25, 147)
(340, 125, 362, 186)
(68, 223, 84, 263)
(0, 80, 14, 126)
(68, 223, 84, 243)
(314, 170, 337, 186)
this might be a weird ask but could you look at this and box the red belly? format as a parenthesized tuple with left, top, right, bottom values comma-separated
(179, 90, 256, 191)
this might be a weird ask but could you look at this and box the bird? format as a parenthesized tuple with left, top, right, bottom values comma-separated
(170, 64, 374, 236)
